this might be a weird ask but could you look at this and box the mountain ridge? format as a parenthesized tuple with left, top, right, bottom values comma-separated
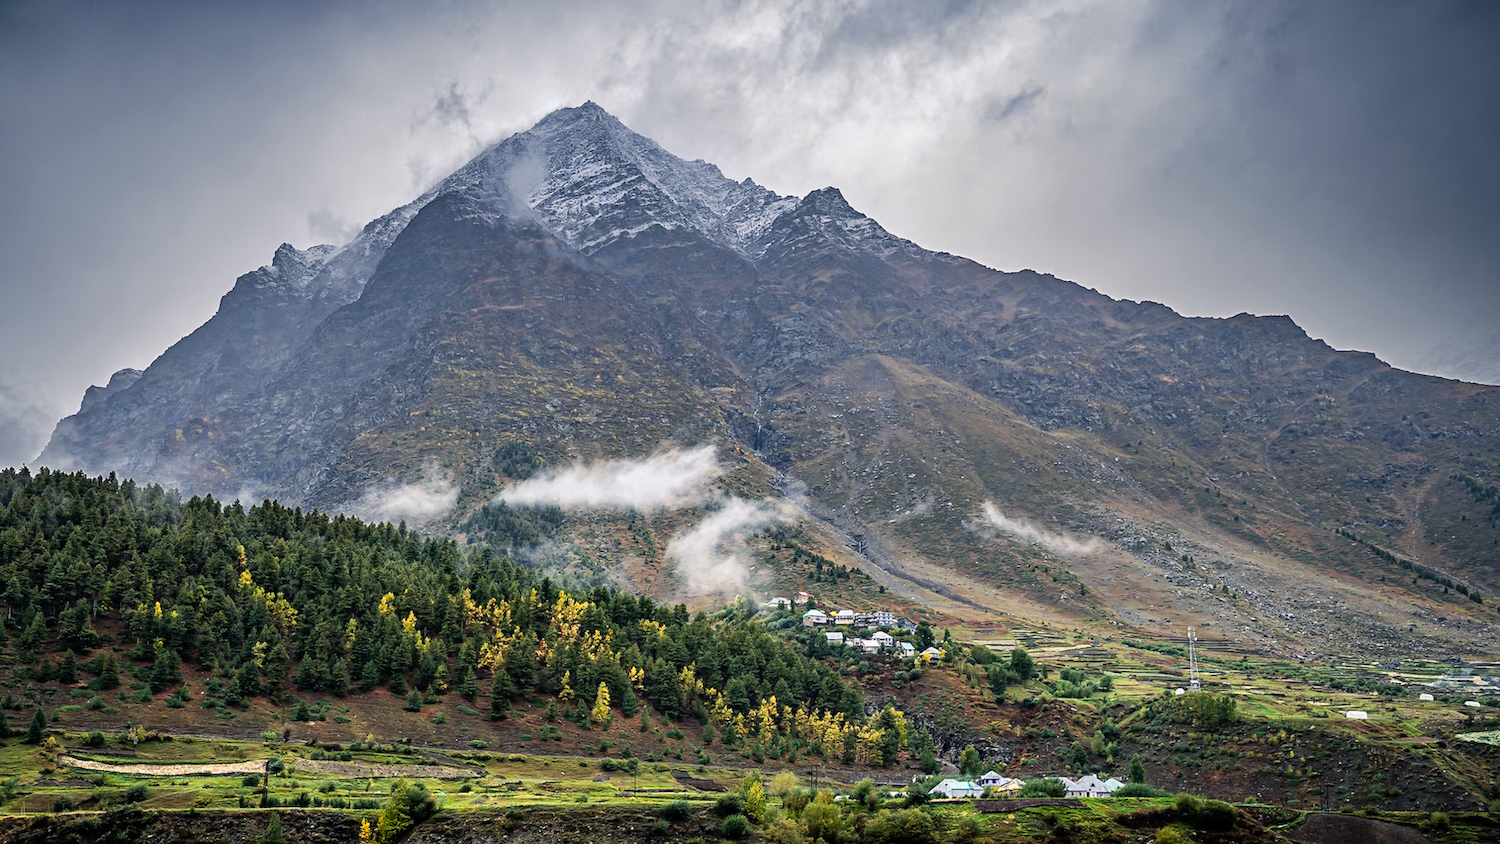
(37, 102, 1500, 658)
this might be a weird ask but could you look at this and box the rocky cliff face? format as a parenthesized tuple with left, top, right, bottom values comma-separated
(39, 103, 1500, 656)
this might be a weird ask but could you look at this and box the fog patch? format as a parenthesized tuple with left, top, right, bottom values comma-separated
(666, 496, 790, 597)
(349, 471, 459, 526)
(497, 444, 719, 511)
(974, 501, 1101, 557)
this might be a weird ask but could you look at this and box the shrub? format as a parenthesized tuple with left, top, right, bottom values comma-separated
(722, 814, 751, 839)
(1175, 795, 1238, 831)
(660, 799, 693, 822)
(123, 784, 150, 803)
(52, 796, 76, 812)
(84, 731, 106, 747)
(1019, 778, 1066, 798)
(468, 740, 488, 749)
(1114, 783, 1169, 798)
(242, 774, 261, 787)
(863, 808, 937, 844)
(715, 792, 746, 816)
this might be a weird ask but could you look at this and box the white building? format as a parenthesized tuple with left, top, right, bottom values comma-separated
(802, 609, 830, 627)
(920, 647, 944, 661)
(1419, 693, 1435, 701)
(927, 779, 985, 799)
(834, 609, 857, 625)
(825, 631, 844, 645)
(871, 631, 895, 650)
(1345, 710, 1369, 720)
(761, 596, 792, 610)
(873, 610, 896, 628)
(1061, 775, 1120, 798)
(898, 642, 916, 658)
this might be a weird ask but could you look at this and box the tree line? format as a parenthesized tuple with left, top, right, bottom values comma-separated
(0, 468, 899, 764)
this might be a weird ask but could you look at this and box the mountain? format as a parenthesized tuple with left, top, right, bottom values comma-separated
(39, 103, 1500, 658)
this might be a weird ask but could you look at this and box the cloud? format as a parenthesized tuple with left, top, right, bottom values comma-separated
(975, 501, 1101, 557)
(666, 496, 789, 596)
(0, 367, 66, 468)
(498, 444, 720, 511)
(348, 471, 459, 526)
(3, 0, 1496, 466)
(307, 207, 362, 245)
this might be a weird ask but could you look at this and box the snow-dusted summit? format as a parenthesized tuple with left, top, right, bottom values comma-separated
(434, 101, 922, 260)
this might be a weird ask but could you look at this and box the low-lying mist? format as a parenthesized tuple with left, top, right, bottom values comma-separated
(348, 471, 459, 527)
(975, 500, 1102, 557)
(666, 496, 791, 596)
(496, 444, 719, 511)
(496, 444, 790, 597)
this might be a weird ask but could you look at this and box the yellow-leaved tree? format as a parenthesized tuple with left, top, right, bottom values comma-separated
(591, 681, 611, 726)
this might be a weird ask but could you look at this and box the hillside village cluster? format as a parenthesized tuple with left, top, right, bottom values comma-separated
(762, 596, 939, 660)
(771, 597, 1134, 800)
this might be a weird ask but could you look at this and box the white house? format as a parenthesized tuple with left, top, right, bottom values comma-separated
(1103, 778, 1126, 793)
(834, 609, 857, 625)
(802, 609, 830, 627)
(920, 647, 944, 661)
(1345, 710, 1369, 720)
(1061, 775, 1116, 798)
(898, 642, 916, 658)
(871, 631, 895, 650)
(977, 771, 1007, 788)
(872, 610, 895, 627)
(983, 777, 1024, 796)
(1419, 693, 1435, 701)
(761, 596, 792, 610)
(858, 638, 881, 654)
(927, 779, 985, 799)
(1465, 701, 1482, 708)
(825, 631, 844, 645)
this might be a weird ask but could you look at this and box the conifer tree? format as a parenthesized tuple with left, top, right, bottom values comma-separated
(96, 651, 119, 689)
(591, 681, 611, 726)
(25, 709, 46, 744)
(57, 651, 78, 685)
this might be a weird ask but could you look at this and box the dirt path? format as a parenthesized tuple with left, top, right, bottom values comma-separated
(59, 754, 267, 777)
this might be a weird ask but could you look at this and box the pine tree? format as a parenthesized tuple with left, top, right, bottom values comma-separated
(264, 641, 290, 697)
(330, 658, 351, 697)
(958, 744, 981, 776)
(1130, 754, 1146, 784)
(57, 650, 78, 685)
(257, 812, 285, 844)
(18, 612, 45, 652)
(25, 708, 47, 744)
(490, 668, 517, 720)
(0, 709, 10, 739)
(97, 651, 120, 689)
(404, 689, 422, 712)
(149, 642, 181, 693)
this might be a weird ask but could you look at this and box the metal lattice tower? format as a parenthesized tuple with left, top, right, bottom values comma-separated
(1188, 627, 1201, 692)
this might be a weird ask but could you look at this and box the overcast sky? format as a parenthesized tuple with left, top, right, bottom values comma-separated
(2, 0, 1497, 468)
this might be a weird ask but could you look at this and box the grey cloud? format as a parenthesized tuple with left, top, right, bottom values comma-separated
(983, 85, 1045, 122)
(307, 208, 361, 245)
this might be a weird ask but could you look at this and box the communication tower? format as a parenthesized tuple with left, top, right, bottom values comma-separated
(1188, 627, 1201, 692)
